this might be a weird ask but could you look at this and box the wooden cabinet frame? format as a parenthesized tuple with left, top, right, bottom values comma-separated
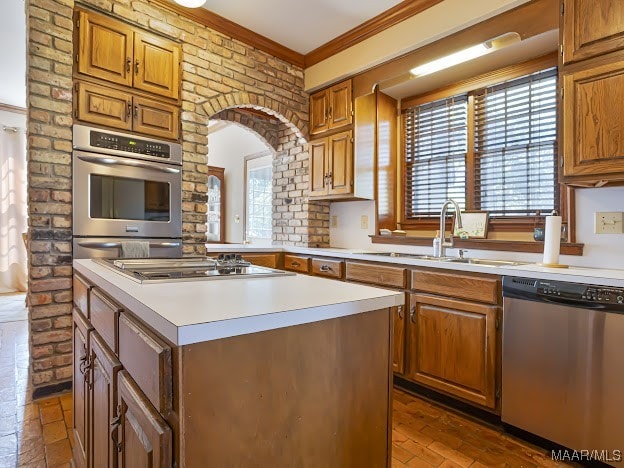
(310, 80, 352, 136)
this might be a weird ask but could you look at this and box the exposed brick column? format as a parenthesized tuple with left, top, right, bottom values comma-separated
(26, 0, 76, 392)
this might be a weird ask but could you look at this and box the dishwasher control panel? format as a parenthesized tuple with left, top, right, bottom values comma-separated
(537, 280, 624, 304)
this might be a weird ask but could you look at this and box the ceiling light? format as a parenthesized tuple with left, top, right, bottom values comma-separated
(410, 32, 521, 77)
(173, 0, 206, 8)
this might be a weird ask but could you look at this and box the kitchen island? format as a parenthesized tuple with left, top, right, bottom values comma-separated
(72, 259, 403, 468)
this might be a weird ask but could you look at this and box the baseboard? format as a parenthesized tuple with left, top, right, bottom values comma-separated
(32, 380, 72, 400)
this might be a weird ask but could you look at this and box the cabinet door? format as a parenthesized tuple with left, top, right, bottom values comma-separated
(77, 10, 133, 87)
(328, 130, 353, 195)
(76, 81, 133, 132)
(392, 296, 407, 375)
(310, 90, 329, 135)
(407, 294, 498, 409)
(133, 96, 179, 141)
(239, 253, 278, 269)
(563, 55, 624, 180)
(116, 371, 172, 468)
(90, 333, 122, 468)
(562, 0, 624, 64)
(133, 32, 181, 100)
(72, 309, 92, 468)
(309, 138, 328, 196)
(328, 80, 352, 130)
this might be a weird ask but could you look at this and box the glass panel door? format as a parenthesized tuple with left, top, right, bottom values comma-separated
(207, 173, 223, 242)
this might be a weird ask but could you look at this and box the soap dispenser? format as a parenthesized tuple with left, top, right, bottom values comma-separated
(433, 230, 441, 257)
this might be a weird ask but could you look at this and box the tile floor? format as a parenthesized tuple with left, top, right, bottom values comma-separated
(0, 293, 570, 467)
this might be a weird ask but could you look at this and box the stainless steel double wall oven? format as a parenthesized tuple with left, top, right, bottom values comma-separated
(72, 125, 183, 258)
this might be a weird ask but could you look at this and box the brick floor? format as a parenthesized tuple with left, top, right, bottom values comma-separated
(0, 293, 572, 467)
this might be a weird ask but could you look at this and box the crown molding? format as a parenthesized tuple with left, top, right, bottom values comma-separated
(149, 0, 305, 68)
(304, 0, 444, 67)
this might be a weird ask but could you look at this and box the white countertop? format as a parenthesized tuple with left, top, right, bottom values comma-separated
(207, 244, 624, 287)
(73, 259, 404, 346)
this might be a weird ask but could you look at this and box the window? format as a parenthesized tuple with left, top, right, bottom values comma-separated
(245, 153, 272, 241)
(402, 61, 559, 228)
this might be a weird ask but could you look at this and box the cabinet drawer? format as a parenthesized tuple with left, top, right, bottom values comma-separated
(410, 269, 500, 305)
(90, 289, 121, 354)
(346, 262, 405, 288)
(73, 274, 91, 318)
(284, 254, 310, 273)
(311, 258, 343, 279)
(241, 254, 278, 269)
(118, 313, 172, 414)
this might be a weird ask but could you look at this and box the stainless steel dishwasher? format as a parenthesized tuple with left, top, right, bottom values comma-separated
(502, 276, 624, 465)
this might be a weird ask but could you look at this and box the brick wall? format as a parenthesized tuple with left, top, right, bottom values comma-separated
(26, 0, 328, 393)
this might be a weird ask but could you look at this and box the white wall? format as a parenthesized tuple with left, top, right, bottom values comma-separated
(0, 110, 26, 129)
(0, 1, 26, 108)
(207, 124, 271, 244)
(329, 188, 624, 269)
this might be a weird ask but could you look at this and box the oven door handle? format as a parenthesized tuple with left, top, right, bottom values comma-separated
(76, 241, 182, 249)
(77, 154, 181, 174)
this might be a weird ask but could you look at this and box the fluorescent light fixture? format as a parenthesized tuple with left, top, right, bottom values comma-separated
(410, 32, 521, 77)
(173, 0, 206, 7)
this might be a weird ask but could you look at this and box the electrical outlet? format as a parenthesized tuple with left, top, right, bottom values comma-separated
(331, 215, 338, 228)
(360, 215, 368, 230)
(595, 212, 623, 234)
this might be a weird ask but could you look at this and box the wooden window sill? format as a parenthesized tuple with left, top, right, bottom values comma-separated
(369, 236, 584, 256)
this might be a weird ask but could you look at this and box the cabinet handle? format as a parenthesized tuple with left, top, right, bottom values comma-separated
(126, 57, 131, 73)
(409, 306, 416, 323)
(327, 172, 333, 187)
(328, 106, 333, 119)
(133, 105, 138, 119)
(320, 265, 331, 272)
(397, 305, 403, 319)
(291, 261, 300, 267)
(126, 101, 132, 118)
(135, 59, 140, 75)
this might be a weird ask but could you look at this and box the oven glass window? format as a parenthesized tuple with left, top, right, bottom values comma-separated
(90, 175, 170, 221)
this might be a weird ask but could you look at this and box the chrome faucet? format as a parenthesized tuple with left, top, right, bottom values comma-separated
(438, 199, 463, 258)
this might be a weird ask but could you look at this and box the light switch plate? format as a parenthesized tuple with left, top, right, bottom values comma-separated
(595, 212, 623, 234)
(360, 215, 368, 230)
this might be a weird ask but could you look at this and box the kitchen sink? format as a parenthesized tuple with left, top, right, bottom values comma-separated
(445, 258, 529, 266)
(361, 252, 446, 260)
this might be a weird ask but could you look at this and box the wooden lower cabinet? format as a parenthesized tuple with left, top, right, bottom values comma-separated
(89, 332, 122, 468)
(116, 370, 172, 468)
(392, 296, 407, 375)
(72, 309, 92, 468)
(407, 293, 499, 410)
(239, 253, 279, 269)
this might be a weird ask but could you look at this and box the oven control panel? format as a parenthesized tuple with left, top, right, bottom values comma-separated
(90, 130, 171, 159)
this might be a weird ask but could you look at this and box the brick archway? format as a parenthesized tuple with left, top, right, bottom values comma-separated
(209, 109, 281, 151)
(201, 91, 308, 141)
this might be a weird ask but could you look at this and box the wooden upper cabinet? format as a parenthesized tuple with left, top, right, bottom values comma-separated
(309, 79, 352, 136)
(562, 0, 624, 64)
(309, 130, 353, 199)
(309, 138, 329, 197)
(133, 32, 180, 100)
(407, 294, 498, 410)
(133, 96, 179, 141)
(327, 130, 353, 195)
(562, 54, 624, 182)
(75, 81, 133, 132)
(77, 10, 133, 87)
(76, 9, 180, 101)
(116, 371, 172, 468)
(328, 81, 353, 129)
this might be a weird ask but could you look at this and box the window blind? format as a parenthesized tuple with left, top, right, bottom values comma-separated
(404, 95, 467, 218)
(473, 67, 558, 216)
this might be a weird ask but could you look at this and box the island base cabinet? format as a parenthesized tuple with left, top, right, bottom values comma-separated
(176, 308, 392, 467)
(72, 309, 92, 468)
(407, 294, 498, 410)
(116, 370, 172, 468)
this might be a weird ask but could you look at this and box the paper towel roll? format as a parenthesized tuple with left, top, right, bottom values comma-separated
(543, 215, 562, 265)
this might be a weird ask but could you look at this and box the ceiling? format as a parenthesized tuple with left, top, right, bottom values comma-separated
(0, 0, 26, 108)
(200, 0, 403, 54)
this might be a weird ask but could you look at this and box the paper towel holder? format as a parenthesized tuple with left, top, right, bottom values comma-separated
(538, 210, 569, 269)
